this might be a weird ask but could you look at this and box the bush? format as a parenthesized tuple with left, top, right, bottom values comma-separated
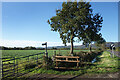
(42, 56, 54, 69)
(74, 51, 101, 62)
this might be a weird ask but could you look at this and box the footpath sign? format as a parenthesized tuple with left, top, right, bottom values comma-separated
(110, 44, 115, 58)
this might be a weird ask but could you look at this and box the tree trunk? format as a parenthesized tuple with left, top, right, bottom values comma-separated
(70, 36, 73, 55)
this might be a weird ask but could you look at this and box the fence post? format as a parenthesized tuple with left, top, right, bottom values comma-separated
(13, 57, 15, 78)
(2, 60, 3, 78)
(37, 54, 38, 63)
(28, 56, 29, 63)
(16, 58, 18, 77)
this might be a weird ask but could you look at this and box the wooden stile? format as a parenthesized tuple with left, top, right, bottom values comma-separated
(55, 56, 80, 69)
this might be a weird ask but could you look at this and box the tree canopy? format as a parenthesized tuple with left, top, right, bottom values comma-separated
(48, 0, 104, 54)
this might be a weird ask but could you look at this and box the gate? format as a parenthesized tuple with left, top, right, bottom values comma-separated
(1, 52, 44, 79)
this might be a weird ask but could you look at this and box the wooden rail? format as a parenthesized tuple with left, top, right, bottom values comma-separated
(55, 56, 80, 69)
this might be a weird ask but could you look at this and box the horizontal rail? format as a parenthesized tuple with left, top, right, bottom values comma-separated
(3, 70, 14, 75)
(2, 58, 15, 62)
(55, 56, 79, 58)
(55, 60, 80, 62)
(1, 57, 14, 59)
(2, 52, 44, 60)
(3, 74, 15, 79)
(55, 67, 79, 70)
(3, 63, 14, 66)
(20, 52, 44, 58)
(3, 65, 14, 69)
(3, 68, 14, 72)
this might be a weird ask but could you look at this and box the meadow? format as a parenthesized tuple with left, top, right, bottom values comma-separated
(22, 51, 120, 77)
(1, 50, 120, 79)
(1, 50, 90, 58)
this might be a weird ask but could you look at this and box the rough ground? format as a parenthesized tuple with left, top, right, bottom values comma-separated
(22, 71, 119, 80)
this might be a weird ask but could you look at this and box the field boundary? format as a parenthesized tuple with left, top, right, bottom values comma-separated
(1, 52, 44, 79)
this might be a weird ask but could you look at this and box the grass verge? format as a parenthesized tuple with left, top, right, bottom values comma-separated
(21, 51, 119, 78)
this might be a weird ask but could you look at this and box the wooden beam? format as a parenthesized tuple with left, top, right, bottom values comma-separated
(55, 67, 79, 70)
(55, 56, 79, 58)
(55, 60, 80, 62)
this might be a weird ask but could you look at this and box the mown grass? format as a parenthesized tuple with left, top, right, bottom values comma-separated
(23, 51, 119, 77)
(2, 50, 91, 58)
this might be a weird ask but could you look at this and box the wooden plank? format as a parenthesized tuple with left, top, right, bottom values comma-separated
(55, 56, 79, 58)
(55, 60, 80, 62)
(55, 67, 79, 70)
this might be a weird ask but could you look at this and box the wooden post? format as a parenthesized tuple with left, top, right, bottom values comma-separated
(56, 57, 58, 67)
(56, 61, 58, 68)
(54, 51, 56, 56)
(28, 56, 29, 63)
(66, 58, 68, 61)
(37, 54, 38, 63)
(2, 60, 3, 78)
(13, 57, 15, 78)
(16, 59, 18, 77)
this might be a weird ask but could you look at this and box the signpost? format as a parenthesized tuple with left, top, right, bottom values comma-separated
(42, 42, 48, 57)
(110, 44, 115, 58)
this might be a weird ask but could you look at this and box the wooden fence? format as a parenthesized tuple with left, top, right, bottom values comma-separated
(1, 52, 44, 79)
(55, 56, 80, 69)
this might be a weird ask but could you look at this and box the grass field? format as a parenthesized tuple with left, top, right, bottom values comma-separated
(1, 50, 91, 58)
(1, 50, 120, 79)
(23, 51, 120, 77)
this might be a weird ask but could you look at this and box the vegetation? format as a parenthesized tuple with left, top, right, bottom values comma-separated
(0, 46, 44, 50)
(2, 49, 119, 79)
(48, 0, 104, 54)
(21, 51, 119, 77)
(2, 50, 92, 58)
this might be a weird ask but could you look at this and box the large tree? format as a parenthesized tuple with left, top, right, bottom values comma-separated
(48, 0, 103, 54)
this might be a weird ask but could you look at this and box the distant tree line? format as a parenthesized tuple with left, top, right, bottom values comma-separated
(0, 46, 89, 50)
(0, 46, 45, 50)
(0, 46, 64, 50)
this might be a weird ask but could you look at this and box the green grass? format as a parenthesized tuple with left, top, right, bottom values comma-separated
(2, 50, 119, 78)
(1, 50, 90, 58)
(85, 51, 119, 74)
(2, 49, 91, 78)
(24, 51, 119, 76)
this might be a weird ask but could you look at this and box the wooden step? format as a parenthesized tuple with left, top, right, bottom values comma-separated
(55, 60, 80, 62)
(55, 67, 79, 70)
(55, 56, 79, 58)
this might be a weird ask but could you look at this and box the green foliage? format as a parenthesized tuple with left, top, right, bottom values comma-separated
(74, 51, 100, 62)
(42, 56, 54, 69)
(48, 0, 104, 54)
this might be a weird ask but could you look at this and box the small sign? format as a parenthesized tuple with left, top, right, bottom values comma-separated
(42, 42, 47, 45)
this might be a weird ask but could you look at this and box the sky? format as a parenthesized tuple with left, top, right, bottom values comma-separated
(0, 2, 118, 47)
